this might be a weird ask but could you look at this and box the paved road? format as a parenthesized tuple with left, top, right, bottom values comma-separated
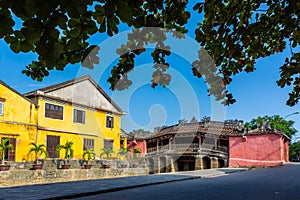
(0, 168, 246, 200)
(74, 163, 300, 200)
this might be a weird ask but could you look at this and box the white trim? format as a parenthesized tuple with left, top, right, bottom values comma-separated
(73, 108, 86, 124)
(40, 97, 68, 105)
(230, 158, 284, 163)
(0, 102, 3, 116)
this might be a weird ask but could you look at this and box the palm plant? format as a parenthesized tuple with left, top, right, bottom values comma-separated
(132, 148, 142, 160)
(56, 141, 74, 160)
(28, 142, 48, 164)
(82, 149, 95, 164)
(100, 148, 114, 159)
(117, 147, 130, 160)
(0, 138, 14, 165)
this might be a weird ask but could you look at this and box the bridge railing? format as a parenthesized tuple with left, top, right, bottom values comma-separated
(147, 143, 228, 153)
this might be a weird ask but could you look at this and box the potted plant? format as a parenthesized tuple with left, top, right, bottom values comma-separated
(117, 147, 130, 160)
(28, 142, 48, 170)
(0, 138, 14, 171)
(100, 148, 114, 159)
(82, 149, 95, 169)
(117, 148, 130, 168)
(100, 148, 114, 169)
(56, 141, 74, 169)
(131, 148, 142, 168)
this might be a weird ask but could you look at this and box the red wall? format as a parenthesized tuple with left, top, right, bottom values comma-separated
(229, 134, 289, 167)
(127, 139, 147, 157)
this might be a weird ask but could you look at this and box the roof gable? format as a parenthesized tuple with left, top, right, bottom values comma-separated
(25, 75, 123, 113)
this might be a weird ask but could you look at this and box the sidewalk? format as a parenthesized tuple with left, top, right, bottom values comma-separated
(0, 168, 247, 200)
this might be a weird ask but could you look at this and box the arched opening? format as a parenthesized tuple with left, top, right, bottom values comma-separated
(177, 156, 195, 171)
(159, 157, 167, 173)
(202, 157, 211, 169)
(148, 158, 155, 174)
(218, 159, 225, 168)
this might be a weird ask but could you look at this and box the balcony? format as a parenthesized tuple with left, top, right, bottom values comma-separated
(147, 143, 228, 154)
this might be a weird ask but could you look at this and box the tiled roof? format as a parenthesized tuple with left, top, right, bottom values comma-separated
(148, 120, 290, 140)
(150, 121, 241, 139)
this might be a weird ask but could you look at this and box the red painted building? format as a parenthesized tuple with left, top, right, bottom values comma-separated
(120, 130, 150, 157)
(127, 139, 147, 156)
(229, 132, 290, 167)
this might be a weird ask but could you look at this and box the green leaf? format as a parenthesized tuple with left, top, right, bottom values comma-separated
(10, 41, 21, 53)
(95, 5, 105, 15)
(117, 4, 133, 23)
(69, 28, 81, 38)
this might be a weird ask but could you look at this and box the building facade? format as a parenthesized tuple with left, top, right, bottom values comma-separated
(229, 132, 290, 167)
(145, 119, 290, 173)
(0, 75, 125, 162)
(145, 120, 240, 173)
(0, 81, 38, 162)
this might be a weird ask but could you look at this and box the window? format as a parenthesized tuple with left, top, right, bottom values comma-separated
(1, 138, 16, 161)
(0, 102, 3, 116)
(120, 139, 124, 148)
(45, 103, 63, 120)
(104, 139, 113, 150)
(83, 138, 94, 150)
(73, 109, 85, 124)
(106, 114, 114, 128)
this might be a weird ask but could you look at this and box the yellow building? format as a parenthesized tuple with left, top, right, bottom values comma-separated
(0, 75, 125, 162)
(25, 75, 125, 159)
(0, 81, 38, 162)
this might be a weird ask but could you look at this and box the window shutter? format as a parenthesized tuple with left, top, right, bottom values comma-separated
(74, 109, 77, 122)
(82, 111, 85, 124)
(46, 135, 60, 158)
(0, 102, 3, 115)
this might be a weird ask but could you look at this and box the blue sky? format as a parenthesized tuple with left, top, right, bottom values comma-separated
(0, 4, 299, 142)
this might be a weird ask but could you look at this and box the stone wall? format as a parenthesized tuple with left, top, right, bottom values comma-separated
(0, 168, 148, 187)
(0, 159, 148, 187)
(7, 158, 147, 170)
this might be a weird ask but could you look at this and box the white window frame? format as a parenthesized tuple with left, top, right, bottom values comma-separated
(106, 112, 114, 128)
(73, 109, 85, 124)
(0, 102, 4, 116)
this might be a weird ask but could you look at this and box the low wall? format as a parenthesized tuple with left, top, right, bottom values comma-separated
(0, 159, 149, 187)
(0, 168, 148, 187)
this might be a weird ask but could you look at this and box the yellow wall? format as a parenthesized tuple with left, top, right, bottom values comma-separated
(37, 97, 122, 159)
(0, 83, 38, 162)
(0, 82, 123, 162)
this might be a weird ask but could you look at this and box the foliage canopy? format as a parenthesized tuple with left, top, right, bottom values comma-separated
(289, 142, 300, 159)
(28, 142, 48, 163)
(244, 115, 298, 138)
(0, 0, 299, 105)
(56, 140, 74, 159)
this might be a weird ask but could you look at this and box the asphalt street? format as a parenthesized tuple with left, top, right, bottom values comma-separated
(74, 163, 300, 200)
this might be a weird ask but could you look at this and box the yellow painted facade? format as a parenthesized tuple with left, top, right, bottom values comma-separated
(0, 81, 38, 162)
(0, 76, 125, 162)
(35, 97, 122, 159)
